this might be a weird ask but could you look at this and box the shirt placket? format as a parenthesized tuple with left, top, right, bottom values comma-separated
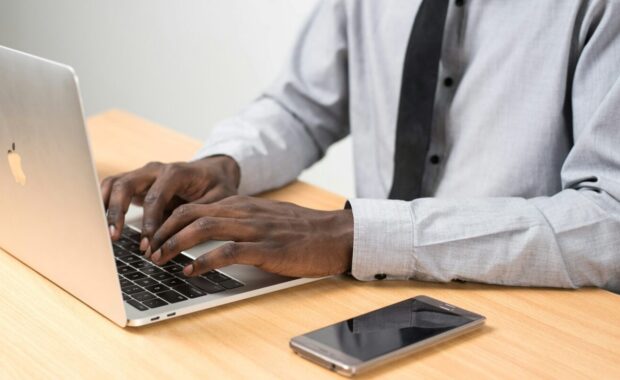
(421, 0, 466, 196)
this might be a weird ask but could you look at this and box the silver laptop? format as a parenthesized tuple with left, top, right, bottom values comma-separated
(0, 45, 322, 327)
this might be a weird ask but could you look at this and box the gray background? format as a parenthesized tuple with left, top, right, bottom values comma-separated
(0, 0, 354, 197)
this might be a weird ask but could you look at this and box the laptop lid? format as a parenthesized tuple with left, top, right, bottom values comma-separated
(0, 45, 126, 326)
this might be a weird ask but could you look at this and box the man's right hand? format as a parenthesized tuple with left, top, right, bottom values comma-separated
(100, 155, 240, 256)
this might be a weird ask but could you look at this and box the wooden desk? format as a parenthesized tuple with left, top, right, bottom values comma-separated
(1, 110, 619, 379)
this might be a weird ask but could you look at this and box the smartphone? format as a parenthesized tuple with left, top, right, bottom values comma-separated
(290, 295, 485, 376)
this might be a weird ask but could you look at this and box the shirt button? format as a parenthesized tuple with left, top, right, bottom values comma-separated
(429, 155, 441, 164)
(444, 77, 454, 87)
(374, 273, 387, 280)
(455, 0, 465, 6)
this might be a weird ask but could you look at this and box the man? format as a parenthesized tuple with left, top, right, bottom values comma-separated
(101, 0, 620, 292)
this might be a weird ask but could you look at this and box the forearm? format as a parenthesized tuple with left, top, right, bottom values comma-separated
(194, 97, 323, 195)
(195, 0, 350, 195)
(349, 189, 620, 291)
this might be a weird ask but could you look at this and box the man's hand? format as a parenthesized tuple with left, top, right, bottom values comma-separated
(100, 156, 240, 252)
(146, 196, 354, 278)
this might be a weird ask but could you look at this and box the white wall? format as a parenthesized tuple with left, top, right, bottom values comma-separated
(0, 0, 355, 198)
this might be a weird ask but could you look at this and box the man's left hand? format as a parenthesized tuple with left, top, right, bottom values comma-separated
(146, 196, 353, 278)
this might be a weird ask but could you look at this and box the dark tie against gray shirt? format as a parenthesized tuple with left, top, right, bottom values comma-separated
(195, 0, 620, 292)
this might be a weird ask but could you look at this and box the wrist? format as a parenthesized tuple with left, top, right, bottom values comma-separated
(200, 155, 241, 189)
(327, 209, 354, 274)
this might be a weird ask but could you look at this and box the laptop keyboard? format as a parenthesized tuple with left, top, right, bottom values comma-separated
(115, 226, 244, 311)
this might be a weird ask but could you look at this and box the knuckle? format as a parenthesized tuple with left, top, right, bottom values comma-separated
(107, 208, 120, 221)
(150, 232, 161, 246)
(143, 191, 161, 204)
(101, 176, 115, 187)
(194, 256, 207, 272)
(163, 163, 182, 176)
(221, 243, 238, 263)
(145, 161, 162, 170)
(195, 217, 213, 231)
(173, 204, 193, 217)
(165, 236, 177, 251)
(142, 221, 157, 233)
(111, 180, 127, 192)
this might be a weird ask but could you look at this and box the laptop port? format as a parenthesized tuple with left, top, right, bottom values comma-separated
(167, 312, 176, 317)
(150, 316, 160, 321)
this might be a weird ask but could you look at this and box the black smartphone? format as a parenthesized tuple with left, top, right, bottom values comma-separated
(290, 295, 485, 376)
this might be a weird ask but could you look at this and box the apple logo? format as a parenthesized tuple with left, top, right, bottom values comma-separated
(7, 142, 26, 186)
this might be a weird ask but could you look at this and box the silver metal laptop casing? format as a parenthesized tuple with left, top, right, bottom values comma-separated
(0, 45, 322, 328)
(0, 45, 126, 326)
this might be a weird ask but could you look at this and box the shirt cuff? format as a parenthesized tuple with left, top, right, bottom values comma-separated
(348, 198, 416, 281)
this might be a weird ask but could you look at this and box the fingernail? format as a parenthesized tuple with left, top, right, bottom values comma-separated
(183, 264, 193, 276)
(151, 250, 161, 262)
(140, 237, 149, 251)
(144, 246, 152, 259)
(109, 225, 116, 238)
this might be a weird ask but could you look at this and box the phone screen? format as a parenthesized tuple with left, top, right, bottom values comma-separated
(303, 298, 477, 362)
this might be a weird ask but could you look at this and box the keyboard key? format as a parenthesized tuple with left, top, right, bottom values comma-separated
(187, 277, 226, 294)
(119, 278, 132, 287)
(220, 279, 244, 290)
(117, 238, 140, 253)
(119, 255, 142, 264)
(132, 291, 157, 302)
(133, 278, 157, 287)
(127, 299, 148, 311)
(141, 267, 164, 276)
(173, 284, 206, 299)
(162, 277, 184, 287)
(117, 266, 136, 275)
(172, 255, 193, 266)
(126, 272, 147, 281)
(130, 261, 151, 269)
(116, 237, 134, 247)
(152, 272, 174, 281)
(126, 242, 140, 253)
(163, 264, 183, 273)
(144, 284, 170, 293)
(157, 290, 188, 304)
(142, 298, 168, 309)
(121, 285, 143, 294)
(204, 271, 230, 283)
(113, 246, 131, 257)
(122, 227, 141, 242)
(122, 293, 131, 301)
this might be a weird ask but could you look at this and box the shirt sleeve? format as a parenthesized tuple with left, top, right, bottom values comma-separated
(349, 2, 620, 292)
(193, 0, 349, 196)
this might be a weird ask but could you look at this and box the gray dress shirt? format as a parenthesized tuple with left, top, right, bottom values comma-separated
(195, 0, 620, 292)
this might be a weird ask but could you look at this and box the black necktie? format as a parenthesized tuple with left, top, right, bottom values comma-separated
(388, 0, 449, 200)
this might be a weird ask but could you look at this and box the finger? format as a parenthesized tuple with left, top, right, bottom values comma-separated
(139, 171, 183, 246)
(100, 176, 117, 209)
(106, 179, 136, 240)
(150, 216, 261, 265)
(131, 195, 145, 207)
(149, 202, 249, 253)
(184, 242, 263, 276)
(106, 170, 158, 240)
(195, 186, 234, 205)
(149, 203, 203, 253)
